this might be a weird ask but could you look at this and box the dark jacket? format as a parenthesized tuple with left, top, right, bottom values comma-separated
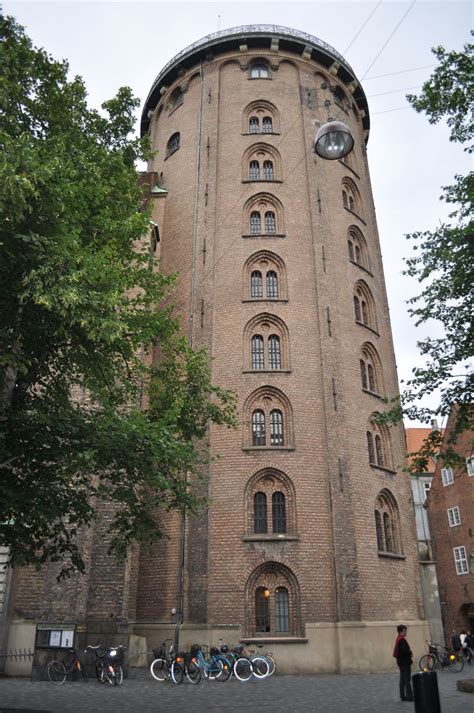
(395, 637, 413, 667)
(452, 633, 462, 651)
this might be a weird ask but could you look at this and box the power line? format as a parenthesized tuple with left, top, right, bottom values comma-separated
(371, 105, 412, 116)
(367, 85, 421, 99)
(343, 0, 383, 55)
(361, 0, 417, 80)
(364, 64, 435, 80)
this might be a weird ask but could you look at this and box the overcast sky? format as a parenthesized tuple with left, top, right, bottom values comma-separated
(3, 0, 471, 426)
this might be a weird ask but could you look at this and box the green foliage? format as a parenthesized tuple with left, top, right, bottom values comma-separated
(394, 37, 473, 438)
(0, 14, 235, 576)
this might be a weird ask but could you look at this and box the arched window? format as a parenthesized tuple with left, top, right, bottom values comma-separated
(246, 562, 301, 637)
(262, 116, 273, 132)
(270, 409, 284, 446)
(245, 467, 296, 538)
(265, 211, 276, 234)
(166, 132, 180, 158)
(348, 227, 370, 271)
(333, 85, 348, 112)
(251, 270, 263, 299)
(342, 178, 361, 216)
(249, 116, 259, 133)
(266, 270, 278, 299)
(375, 434, 384, 466)
(255, 587, 270, 632)
(254, 492, 268, 534)
(367, 415, 393, 470)
(375, 490, 402, 555)
(275, 587, 289, 632)
(250, 211, 261, 234)
(360, 343, 383, 396)
(252, 410, 265, 446)
(250, 63, 269, 79)
(171, 87, 183, 109)
(244, 387, 293, 448)
(249, 160, 260, 180)
(354, 282, 377, 331)
(263, 160, 274, 180)
(367, 431, 375, 464)
(251, 335, 265, 370)
(272, 492, 286, 533)
(268, 335, 281, 369)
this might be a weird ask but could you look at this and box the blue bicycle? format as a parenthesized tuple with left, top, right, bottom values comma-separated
(191, 644, 232, 681)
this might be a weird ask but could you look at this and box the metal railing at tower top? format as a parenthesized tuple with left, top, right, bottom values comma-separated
(150, 24, 355, 90)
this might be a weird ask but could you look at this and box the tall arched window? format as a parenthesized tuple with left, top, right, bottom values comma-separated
(272, 492, 286, 533)
(360, 343, 383, 396)
(254, 492, 268, 534)
(375, 434, 384, 466)
(270, 409, 284, 446)
(252, 410, 266, 446)
(360, 359, 368, 390)
(263, 160, 274, 180)
(249, 160, 260, 180)
(249, 116, 259, 133)
(268, 335, 281, 369)
(266, 271, 278, 298)
(367, 415, 393, 470)
(354, 282, 377, 331)
(342, 178, 360, 215)
(348, 227, 370, 271)
(375, 490, 402, 555)
(250, 211, 261, 234)
(262, 116, 273, 132)
(265, 211, 276, 234)
(367, 431, 375, 464)
(251, 335, 265, 370)
(275, 587, 289, 632)
(255, 587, 270, 632)
(354, 295, 361, 322)
(166, 132, 180, 158)
(251, 270, 263, 299)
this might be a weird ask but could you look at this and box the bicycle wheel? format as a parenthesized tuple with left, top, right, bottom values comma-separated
(264, 654, 276, 676)
(47, 660, 67, 685)
(113, 662, 123, 685)
(215, 655, 232, 681)
(447, 653, 464, 673)
(419, 654, 436, 671)
(104, 663, 116, 685)
(150, 658, 170, 681)
(171, 660, 184, 684)
(186, 660, 201, 685)
(233, 657, 252, 682)
(251, 655, 270, 678)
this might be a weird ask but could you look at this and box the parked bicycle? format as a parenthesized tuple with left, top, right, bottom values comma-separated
(46, 648, 88, 685)
(86, 643, 126, 685)
(419, 641, 464, 673)
(230, 643, 270, 681)
(150, 639, 176, 682)
(192, 644, 232, 681)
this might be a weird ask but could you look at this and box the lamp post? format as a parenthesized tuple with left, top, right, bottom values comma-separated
(314, 119, 354, 160)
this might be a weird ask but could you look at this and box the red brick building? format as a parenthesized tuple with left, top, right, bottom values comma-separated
(425, 411, 474, 638)
(6, 25, 427, 675)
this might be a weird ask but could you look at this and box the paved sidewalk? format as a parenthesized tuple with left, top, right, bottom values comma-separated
(0, 667, 472, 713)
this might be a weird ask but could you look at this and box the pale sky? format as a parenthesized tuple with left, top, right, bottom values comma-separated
(3, 0, 472, 426)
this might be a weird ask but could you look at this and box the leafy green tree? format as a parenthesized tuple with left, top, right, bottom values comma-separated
(379, 38, 473, 462)
(0, 14, 235, 576)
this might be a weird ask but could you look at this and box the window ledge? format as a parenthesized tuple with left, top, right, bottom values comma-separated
(242, 234, 285, 239)
(362, 388, 384, 400)
(242, 179, 283, 184)
(377, 551, 406, 560)
(243, 446, 295, 452)
(349, 259, 373, 276)
(355, 320, 380, 337)
(164, 147, 179, 160)
(243, 534, 299, 542)
(241, 637, 308, 644)
(243, 369, 292, 374)
(370, 464, 397, 475)
(243, 132, 280, 137)
(344, 206, 366, 225)
(242, 299, 289, 304)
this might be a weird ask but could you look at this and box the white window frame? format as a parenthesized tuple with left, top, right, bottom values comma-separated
(453, 546, 469, 575)
(441, 466, 454, 486)
(422, 481, 431, 502)
(466, 456, 474, 476)
(447, 506, 461, 527)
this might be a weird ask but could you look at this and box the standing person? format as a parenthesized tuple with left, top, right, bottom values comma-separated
(465, 631, 474, 664)
(460, 630, 472, 664)
(393, 624, 414, 702)
(451, 629, 462, 652)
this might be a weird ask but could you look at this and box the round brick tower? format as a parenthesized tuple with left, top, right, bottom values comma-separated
(138, 25, 426, 673)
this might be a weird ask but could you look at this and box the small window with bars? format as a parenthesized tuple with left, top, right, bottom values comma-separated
(262, 116, 273, 133)
(249, 160, 260, 180)
(252, 410, 266, 446)
(249, 116, 259, 133)
(272, 492, 286, 533)
(250, 211, 261, 234)
(254, 492, 268, 533)
(251, 335, 265, 369)
(275, 587, 289, 632)
(264, 211, 276, 234)
(270, 409, 283, 446)
(263, 160, 274, 180)
(268, 335, 281, 369)
(251, 270, 263, 299)
(255, 587, 270, 631)
(266, 271, 278, 298)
